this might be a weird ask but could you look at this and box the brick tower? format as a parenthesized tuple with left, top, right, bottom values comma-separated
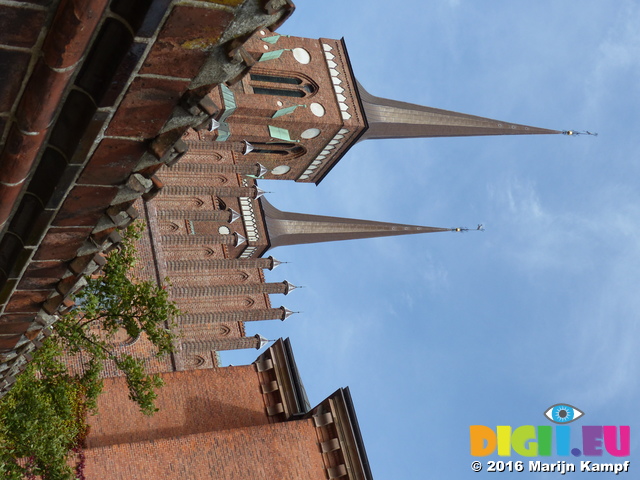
(135, 161, 461, 368)
(190, 29, 561, 185)
(105, 27, 564, 365)
(121, 29, 563, 362)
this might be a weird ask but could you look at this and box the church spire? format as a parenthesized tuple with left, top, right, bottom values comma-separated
(355, 81, 562, 141)
(260, 198, 460, 250)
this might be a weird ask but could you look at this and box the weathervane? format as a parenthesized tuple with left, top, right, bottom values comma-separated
(453, 224, 485, 233)
(562, 130, 598, 136)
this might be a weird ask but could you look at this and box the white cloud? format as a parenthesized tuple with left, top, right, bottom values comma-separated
(584, 1, 640, 115)
(562, 274, 640, 406)
(487, 176, 571, 273)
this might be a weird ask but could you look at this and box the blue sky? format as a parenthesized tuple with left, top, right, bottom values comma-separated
(221, 2, 640, 477)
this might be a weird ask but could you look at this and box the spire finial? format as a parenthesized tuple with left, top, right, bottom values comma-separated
(234, 232, 246, 246)
(452, 224, 485, 233)
(562, 130, 598, 136)
(254, 187, 273, 198)
(243, 140, 254, 155)
(279, 307, 302, 320)
(254, 334, 270, 349)
(282, 280, 298, 294)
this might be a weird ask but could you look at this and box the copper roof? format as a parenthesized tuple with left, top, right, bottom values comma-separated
(261, 197, 456, 250)
(356, 80, 562, 140)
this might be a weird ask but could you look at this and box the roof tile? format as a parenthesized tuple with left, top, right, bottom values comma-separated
(4, 290, 50, 314)
(18, 261, 68, 290)
(53, 185, 120, 227)
(33, 226, 93, 262)
(0, 50, 31, 112)
(106, 76, 190, 137)
(0, 6, 47, 49)
(77, 139, 148, 186)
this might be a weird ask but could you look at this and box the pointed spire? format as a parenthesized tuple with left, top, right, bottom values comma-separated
(261, 198, 457, 249)
(243, 140, 254, 155)
(257, 163, 268, 177)
(268, 256, 283, 269)
(235, 232, 246, 247)
(355, 81, 562, 141)
(255, 334, 269, 349)
(228, 208, 241, 223)
(283, 280, 297, 294)
(279, 307, 295, 320)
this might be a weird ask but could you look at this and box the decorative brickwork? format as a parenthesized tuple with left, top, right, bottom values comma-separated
(162, 185, 262, 198)
(182, 334, 267, 352)
(160, 233, 240, 246)
(157, 208, 239, 221)
(166, 257, 277, 271)
(170, 161, 264, 175)
(178, 307, 290, 324)
(172, 281, 293, 298)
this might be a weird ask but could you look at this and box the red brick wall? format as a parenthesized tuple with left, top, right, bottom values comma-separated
(86, 365, 269, 448)
(84, 420, 327, 480)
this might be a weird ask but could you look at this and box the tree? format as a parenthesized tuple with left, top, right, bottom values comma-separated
(55, 222, 179, 415)
(0, 222, 180, 478)
(0, 340, 88, 480)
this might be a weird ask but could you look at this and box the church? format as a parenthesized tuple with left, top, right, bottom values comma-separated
(120, 27, 562, 368)
(81, 23, 562, 480)
(0, 1, 565, 478)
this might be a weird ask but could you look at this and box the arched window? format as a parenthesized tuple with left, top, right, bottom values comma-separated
(249, 72, 316, 97)
(250, 74, 301, 85)
(249, 142, 305, 158)
(249, 142, 307, 168)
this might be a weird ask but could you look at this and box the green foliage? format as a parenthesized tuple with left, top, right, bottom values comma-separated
(0, 222, 180, 476)
(56, 222, 180, 415)
(0, 340, 87, 480)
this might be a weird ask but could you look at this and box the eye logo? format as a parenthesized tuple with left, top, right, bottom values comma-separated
(544, 404, 584, 424)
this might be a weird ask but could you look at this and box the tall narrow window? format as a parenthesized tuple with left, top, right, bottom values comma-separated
(249, 142, 305, 158)
(250, 74, 301, 85)
(249, 72, 316, 98)
(253, 87, 305, 98)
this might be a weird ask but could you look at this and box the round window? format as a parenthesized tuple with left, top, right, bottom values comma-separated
(292, 48, 311, 64)
(271, 165, 291, 175)
(310, 103, 325, 117)
(301, 128, 321, 139)
(218, 226, 231, 235)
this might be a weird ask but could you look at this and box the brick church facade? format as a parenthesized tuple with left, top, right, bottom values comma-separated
(77, 23, 562, 478)
(0, 0, 564, 477)
(107, 27, 562, 372)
